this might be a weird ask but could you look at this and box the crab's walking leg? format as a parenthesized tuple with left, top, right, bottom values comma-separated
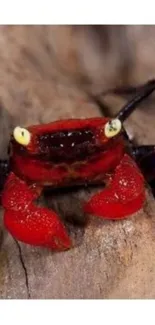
(0, 159, 10, 203)
(131, 145, 155, 196)
(84, 154, 145, 219)
(2, 172, 71, 250)
(131, 145, 155, 167)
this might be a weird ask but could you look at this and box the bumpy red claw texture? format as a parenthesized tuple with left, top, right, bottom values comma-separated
(84, 154, 145, 219)
(2, 172, 72, 250)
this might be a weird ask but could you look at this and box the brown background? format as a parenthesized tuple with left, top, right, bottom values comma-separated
(1, 25, 155, 298)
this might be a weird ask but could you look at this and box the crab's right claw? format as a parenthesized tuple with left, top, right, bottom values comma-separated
(2, 172, 71, 251)
(3, 207, 72, 250)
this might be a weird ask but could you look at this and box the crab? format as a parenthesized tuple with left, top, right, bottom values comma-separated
(1, 80, 155, 251)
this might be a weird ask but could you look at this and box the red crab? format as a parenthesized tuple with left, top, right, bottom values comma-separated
(1, 80, 155, 251)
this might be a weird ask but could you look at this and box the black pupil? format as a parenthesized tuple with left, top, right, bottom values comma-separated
(109, 122, 117, 132)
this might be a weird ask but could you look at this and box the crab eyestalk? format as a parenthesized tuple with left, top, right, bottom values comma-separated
(115, 79, 155, 122)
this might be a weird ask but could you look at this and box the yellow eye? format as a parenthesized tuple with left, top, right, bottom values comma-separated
(13, 126, 31, 146)
(104, 119, 122, 138)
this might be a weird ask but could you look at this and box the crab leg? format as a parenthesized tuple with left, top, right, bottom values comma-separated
(0, 159, 10, 202)
(2, 172, 71, 250)
(84, 154, 145, 219)
(131, 145, 155, 192)
(131, 145, 155, 161)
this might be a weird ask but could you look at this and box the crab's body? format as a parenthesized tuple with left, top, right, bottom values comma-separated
(1, 116, 145, 251)
(2, 79, 155, 251)
(12, 118, 125, 188)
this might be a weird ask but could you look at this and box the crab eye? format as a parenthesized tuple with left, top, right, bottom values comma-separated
(13, 126, 31, 146)
(104, 119, 122, 138)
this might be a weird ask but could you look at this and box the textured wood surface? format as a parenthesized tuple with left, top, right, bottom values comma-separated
(1, 26, 155, 299)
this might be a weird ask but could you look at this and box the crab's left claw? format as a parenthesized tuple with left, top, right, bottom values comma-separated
(2, 172, 72, 250)
(84, 154, 145, 219)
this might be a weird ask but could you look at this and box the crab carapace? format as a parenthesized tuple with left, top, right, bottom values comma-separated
(1, 79, 155, 250)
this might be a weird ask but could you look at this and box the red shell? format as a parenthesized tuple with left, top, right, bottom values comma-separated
(11, 117, 125, 187)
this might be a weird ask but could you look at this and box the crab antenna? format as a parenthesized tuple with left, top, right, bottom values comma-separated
(115, 79, 155, 122)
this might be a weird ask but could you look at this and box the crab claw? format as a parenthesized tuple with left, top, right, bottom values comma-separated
(2, 172, 71, 250)
(84, 154, 145, 219)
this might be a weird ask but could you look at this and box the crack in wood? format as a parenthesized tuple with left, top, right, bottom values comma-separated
(14, 239, 30, 299)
